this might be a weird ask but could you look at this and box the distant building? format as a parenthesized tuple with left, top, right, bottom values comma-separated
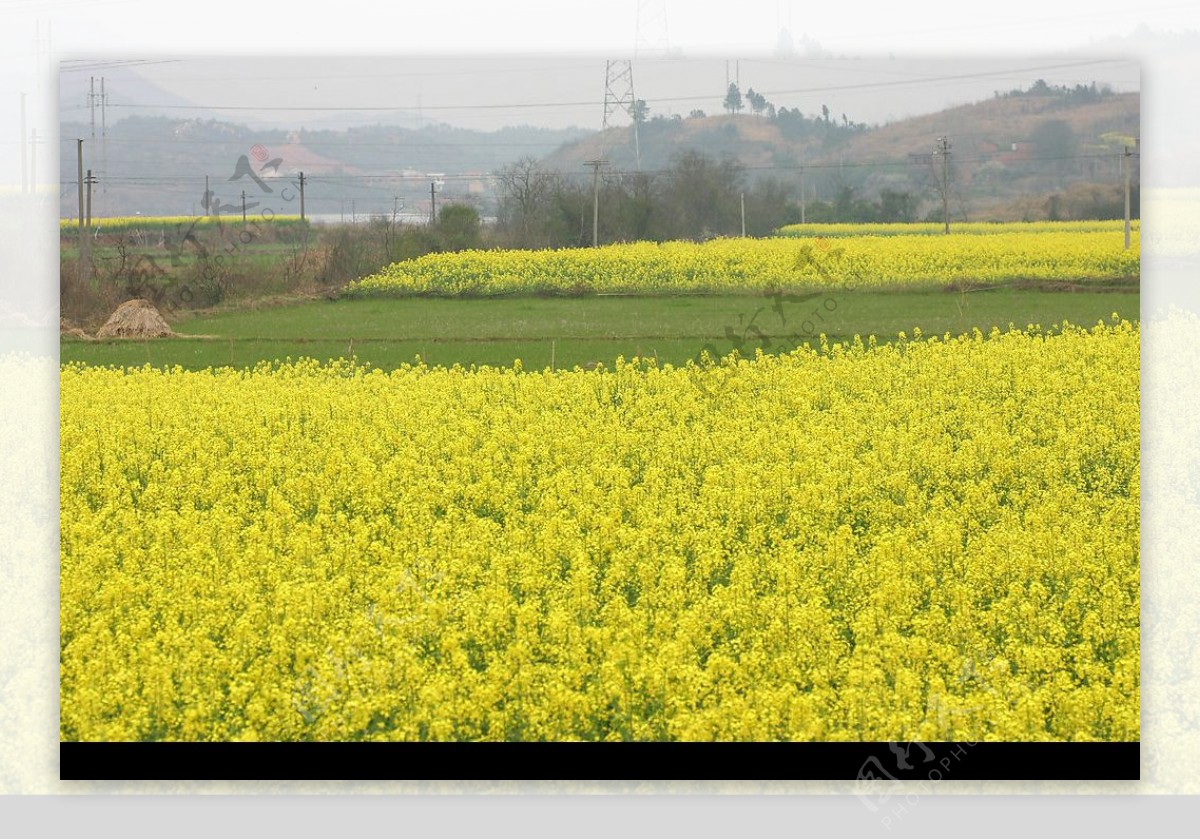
(999, 141, 1035, 164)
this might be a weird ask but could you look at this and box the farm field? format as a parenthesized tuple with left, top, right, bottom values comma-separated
(347, 230, 1139, 297)
(774, 220, 1140, 238)
(60, 320, 1140, 742)
(60, 222, 1141, 744)
(60, 214, 308, 235)
(59, 286, 1139, 371)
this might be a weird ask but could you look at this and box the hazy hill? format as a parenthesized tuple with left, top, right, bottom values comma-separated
(61, 83, 1138, 224)
(60, 117, 593, 219)
(543, 86, 1140, 222)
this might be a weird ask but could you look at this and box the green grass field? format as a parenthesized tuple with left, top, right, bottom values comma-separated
(60, 285, 1140, 371)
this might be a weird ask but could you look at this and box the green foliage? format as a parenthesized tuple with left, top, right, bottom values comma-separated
(723, 83, 743, 114)
(434, 204, 483, 251)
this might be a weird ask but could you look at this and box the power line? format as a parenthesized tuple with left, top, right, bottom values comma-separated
(56, 136, 587, 149)
(105, 100, 602, 113)
(70, 151, 1135, 190)
(98, 63, 604, 84)
(60, 58, 182, 73)
(96, 58, 1130, 117)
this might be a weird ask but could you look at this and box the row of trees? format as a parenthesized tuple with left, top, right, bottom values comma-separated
(720, 82, 866, 132)
(626, 83, 868, 153)
(994, 79, 1116, 106)
(490, 151, 933, 248)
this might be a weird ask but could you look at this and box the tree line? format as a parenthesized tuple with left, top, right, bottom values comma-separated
(488, 151, 929, 249)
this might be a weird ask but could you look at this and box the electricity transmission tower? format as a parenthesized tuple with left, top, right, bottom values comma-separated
(88, 76, 109, 214)
(603, 59, 640, 169)
(635, 0, 670, 58)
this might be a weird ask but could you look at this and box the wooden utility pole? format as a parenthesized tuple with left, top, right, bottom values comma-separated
(1123, 145, 1132, 251)
(585, 158, 607, 247)
(799, 166, 805, 225)
(241, 190, 247, 223)
(740, 192, 746, 237)
(85, 169, 94, 226)
(429, 181, 436, 224)
(936, 136, 952, 234)
(299, 171, 306, 221)
(77, 140, 89, 283)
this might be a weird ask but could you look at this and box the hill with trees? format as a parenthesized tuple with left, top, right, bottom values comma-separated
(62, 80, 1137, 235)
(542, 80, 1139, 225)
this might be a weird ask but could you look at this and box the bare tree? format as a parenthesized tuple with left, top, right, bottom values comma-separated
(496, 157, 562, 248)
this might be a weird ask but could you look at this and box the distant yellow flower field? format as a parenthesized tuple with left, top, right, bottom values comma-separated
(347, 230, 1139, 297)
(775, 220, 1140, 237)
(60, 320, 1139, 742)
(59, 215, 306, 233)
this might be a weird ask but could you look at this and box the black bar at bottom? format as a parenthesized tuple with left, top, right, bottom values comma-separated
(61, 740, 1138, 781)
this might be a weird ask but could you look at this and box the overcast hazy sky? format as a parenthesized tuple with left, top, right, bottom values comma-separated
(60, 54, 1142, 134)
(0, 0, 1194, 191)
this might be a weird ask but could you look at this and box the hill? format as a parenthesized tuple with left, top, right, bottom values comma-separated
(60, 83, 1138, 225)
(542, 84, 1140, 223)
(60, 117, 593, 219)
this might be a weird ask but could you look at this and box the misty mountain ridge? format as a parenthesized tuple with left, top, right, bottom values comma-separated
(61, 81, 1138, 222)
(544, 82, 1139, 221)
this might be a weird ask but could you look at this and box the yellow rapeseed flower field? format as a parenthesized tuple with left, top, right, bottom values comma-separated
(59, 215, 307, 234)
(774, 220, 1140, 237)
(347, 231, 1139, 297)
(60, 319, 1138, 742)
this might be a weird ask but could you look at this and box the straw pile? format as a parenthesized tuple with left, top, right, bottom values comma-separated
(95, 299, 174, 339)
(60, 318, 93, 340)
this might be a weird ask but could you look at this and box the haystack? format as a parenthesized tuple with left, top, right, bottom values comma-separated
(95, 299, 174, 339)
(60, 318, 93, 340)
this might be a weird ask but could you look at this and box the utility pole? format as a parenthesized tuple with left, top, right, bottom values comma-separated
(205, 175, 210, 216)
(1123, 145, 1132, 251)
(85, 169, 95, 226)
(77, 140, 89, 284)
(100, 76, 108, 205)
(585, 158, 607, 247)
(936, 136, 952, 234)
(241, 190, 247, 223)
(799, 166, 806, 224)
(299, 171, 306, 221)
(430, 181, 436, 224)
(740, 192, 746, 237)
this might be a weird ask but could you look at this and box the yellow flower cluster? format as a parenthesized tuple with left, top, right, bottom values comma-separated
(775, 220, 1140, 238)
(59, 215, 306, 234)
(60, 320, 1139, 742)
(347, 231, 1139, 297)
